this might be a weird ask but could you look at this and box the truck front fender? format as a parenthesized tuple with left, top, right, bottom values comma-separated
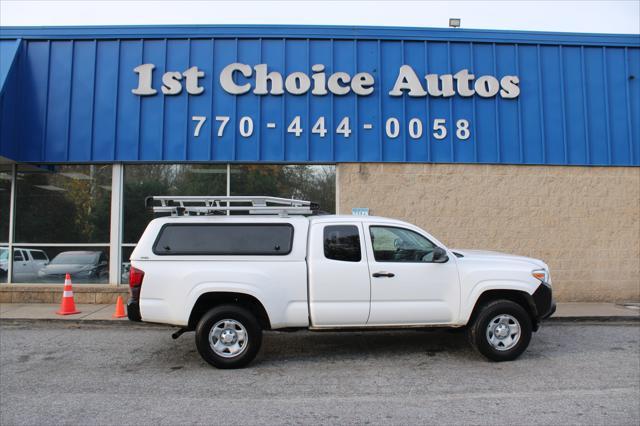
(460, 279, 536, 324)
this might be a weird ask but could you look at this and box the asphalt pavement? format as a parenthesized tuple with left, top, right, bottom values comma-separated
(1, 320, 639, 425)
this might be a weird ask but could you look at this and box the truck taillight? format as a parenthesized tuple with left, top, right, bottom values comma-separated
(129, 266, 145, 288)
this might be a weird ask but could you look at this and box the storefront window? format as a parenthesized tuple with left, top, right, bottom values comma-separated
(0, 165, 11, 243)
(121, 245, 136, 284)
(122, 164, 227, 243)
(1, 165, 11, 284)
(0, 246, 8, 284)
(230, 165, 336, 213)
(14, 165, 112, 243)
(10, 165, 111, 284)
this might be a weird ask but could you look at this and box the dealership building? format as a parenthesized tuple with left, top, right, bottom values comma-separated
(0, 25, 638, 303)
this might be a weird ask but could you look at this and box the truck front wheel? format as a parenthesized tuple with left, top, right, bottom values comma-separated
(467, 300, 532, 362)
(195, 305, 263, 369)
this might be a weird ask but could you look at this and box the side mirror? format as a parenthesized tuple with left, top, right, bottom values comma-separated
(432, 247, 449, 263)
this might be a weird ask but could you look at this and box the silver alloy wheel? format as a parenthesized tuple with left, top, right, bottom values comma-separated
(485, 314, 521, 351)
(209, 319, 248, 358)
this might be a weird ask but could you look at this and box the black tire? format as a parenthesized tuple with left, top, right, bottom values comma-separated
(195, 304, 262, 369)
(467, 300, 532, 362)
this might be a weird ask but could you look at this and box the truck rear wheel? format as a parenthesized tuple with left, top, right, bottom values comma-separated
(195, 304, 262, 369)
(467, 300, 532, 362)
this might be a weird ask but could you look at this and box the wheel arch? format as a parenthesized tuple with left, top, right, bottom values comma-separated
(467, 289, 540, 331)
(188, 292, 272, 331)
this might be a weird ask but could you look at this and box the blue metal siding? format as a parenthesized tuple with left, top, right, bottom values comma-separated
(0, 25, 638, 165)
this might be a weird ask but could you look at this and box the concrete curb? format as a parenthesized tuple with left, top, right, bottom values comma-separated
(545, 316, 640, 323)
(0, 318, 170, 328)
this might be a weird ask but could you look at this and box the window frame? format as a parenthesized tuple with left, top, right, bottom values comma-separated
(368, 225, 438, 264)
(152, 222, 295, 256)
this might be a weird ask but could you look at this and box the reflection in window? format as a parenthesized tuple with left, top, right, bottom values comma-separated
(324, 225, 361, 262)
(370, 226, 436, 263)
(0, 165, 11, 243)
(123, 164, 227, 243)
(15, 165, 112, 243)
(230, 165, 336, 214)
(121, 245, 136, 284)
(0, 246, 7, 283)
(10, 246, 109, 284)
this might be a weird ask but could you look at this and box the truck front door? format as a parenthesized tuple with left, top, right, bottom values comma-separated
(308, 222, 370, 327)
(365, 224, 460, 325)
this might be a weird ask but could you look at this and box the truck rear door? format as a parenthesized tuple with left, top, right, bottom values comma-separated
(307, 221, 370, 327)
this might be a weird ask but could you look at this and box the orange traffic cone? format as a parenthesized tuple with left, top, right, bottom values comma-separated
(113, 296, 126, 318)
(56, 273, 80, 315)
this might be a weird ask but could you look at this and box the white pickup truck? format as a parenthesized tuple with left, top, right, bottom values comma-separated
(128, 196, 555, 369)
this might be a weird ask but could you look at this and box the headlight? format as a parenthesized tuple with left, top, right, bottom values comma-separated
(532, 268, 549, 284)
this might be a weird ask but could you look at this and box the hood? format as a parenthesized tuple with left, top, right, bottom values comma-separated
(451, 249, 547, 269)
(39, 263, 95, 275)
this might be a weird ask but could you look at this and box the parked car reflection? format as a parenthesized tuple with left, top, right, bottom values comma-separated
(121, 262, 130, 284)
(0, 247, 8, 280)
(1, 247, 50, 282)
(37, 251, 108, 283)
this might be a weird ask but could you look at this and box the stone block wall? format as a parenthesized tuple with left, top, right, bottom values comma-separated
(338, 163, 640, 302)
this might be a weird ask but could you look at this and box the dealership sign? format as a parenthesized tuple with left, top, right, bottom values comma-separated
(2, 26, 637, 165)
(132, 63, 520, 99)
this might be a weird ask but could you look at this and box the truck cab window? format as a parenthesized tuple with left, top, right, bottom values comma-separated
(370, 226, 436, 262)
(324, 225, 361, 262)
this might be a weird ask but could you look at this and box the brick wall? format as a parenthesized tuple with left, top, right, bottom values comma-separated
(338, 163, 640, 302)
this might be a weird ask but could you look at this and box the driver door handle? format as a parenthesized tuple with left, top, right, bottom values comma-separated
(372, 271, 395, 278)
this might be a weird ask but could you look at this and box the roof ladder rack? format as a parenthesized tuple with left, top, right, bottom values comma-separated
(145, 196, 319, 216)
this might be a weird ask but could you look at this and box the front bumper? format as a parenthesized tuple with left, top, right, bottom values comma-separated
(532, 281, 556, 320)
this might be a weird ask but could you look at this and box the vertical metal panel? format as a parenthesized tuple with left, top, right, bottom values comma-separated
(380, 40, 403, 161)
(20, 41, 49, 161)
(558, 46, 568, 164)
(450, 42, 473, 163)
(116, 40, 142, 161)
(333, 39, 357, 162)
(356, 39, 379, 162)
(473, 43, 497, 163)
(428, 41, 452, 162)
(583, 47, 609, 164)
(256, 38, 284, 161)
(284, 39, 309, 161)
(92, 40, 119, 161)
(139, 39, 165, 161)
(496, 44, 519, 163)
(606, 47, 632, 165)
(405, 41, 428, 162)
(188, 38, 213, 161)
(209, 37, 236, 161)
(45, 41, 73, 162)
(563, 46, 588, 164)
(0, 40, 21, 160)
(628, 47, 640, 163)
(236, 38, 260, 161)
(540, 45, 565, 164)
(68, 40, 96, 161)
(163, 39, 189, 161)
(0, 39, 21, 94)
(1, 28, 638, 166)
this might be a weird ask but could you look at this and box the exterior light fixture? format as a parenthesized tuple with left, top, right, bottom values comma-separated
(449, 18, 461, 28)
